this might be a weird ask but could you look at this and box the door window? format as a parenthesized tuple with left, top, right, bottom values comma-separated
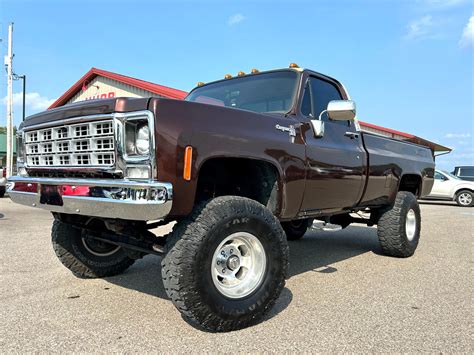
(301, 83, 312, 117)
(434, 172, 446, 180)
(309, 77, 343, 121)
(459, 167, 474, 177)
(301, 76, 348, 125)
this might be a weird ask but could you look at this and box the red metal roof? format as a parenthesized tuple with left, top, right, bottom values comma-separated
(359, 120, 450, 153)
(359, 120, 414, 139)
(48, 67, 188, 109)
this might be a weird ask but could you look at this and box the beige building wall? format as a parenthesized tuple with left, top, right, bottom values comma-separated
(67, 76, 163, 104)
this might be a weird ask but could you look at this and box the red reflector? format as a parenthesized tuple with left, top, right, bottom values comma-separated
(13, 182, 38, 193)
(62, 185, 90, 196)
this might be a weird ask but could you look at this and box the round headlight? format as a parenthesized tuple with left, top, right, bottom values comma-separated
(136, 125, 150, 155)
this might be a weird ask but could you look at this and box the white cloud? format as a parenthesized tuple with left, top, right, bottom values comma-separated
(405, 15, 438, 40)
(2, 92, 56, 111)
(459, 15, 474, 48)
(445, 133, 472, 138)
(228, 13, 245, 26)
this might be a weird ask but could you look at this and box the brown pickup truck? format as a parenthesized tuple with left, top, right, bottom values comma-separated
(8, 66, 435, 332)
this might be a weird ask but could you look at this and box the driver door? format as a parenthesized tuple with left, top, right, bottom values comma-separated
(300, 76, 367, 212)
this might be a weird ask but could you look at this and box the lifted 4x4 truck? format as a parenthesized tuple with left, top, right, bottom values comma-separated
(8, 66, 435, 332)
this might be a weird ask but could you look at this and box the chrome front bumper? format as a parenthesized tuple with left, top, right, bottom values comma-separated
(7, 176, 173, 221)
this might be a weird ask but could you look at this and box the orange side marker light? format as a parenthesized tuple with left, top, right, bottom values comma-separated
(183, 146, 193, 181)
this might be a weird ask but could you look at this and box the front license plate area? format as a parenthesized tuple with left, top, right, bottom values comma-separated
(40, 185, 64, 206)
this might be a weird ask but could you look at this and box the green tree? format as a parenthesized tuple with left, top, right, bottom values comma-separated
(0, 126, 17, 134)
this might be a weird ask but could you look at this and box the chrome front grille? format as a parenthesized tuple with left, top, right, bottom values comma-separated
(24, 120, 115, 167)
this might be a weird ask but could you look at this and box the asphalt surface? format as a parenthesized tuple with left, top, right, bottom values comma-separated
(0, 197, 472, 352)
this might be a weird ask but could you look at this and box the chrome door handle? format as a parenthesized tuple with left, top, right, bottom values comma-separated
(344, 132, 359, 139)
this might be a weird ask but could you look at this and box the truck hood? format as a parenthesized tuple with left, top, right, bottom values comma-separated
(20, 97, 152, 130)
(20, 96, 287, 131)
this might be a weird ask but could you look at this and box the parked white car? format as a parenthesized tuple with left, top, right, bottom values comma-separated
(425, 170, 474, 207)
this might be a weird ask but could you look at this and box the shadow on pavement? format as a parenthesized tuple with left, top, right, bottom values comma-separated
(104, 225, 380, 329)
(105, 224, 380, 297)
(288, 225, 380, 277)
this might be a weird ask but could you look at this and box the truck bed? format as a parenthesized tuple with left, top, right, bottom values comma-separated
(359, 131, 435, 207)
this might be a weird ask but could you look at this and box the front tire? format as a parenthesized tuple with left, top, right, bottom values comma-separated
(161, 196, 289, 332)
(52, 219, 135, 278)
(377, 191, 421, 258)
(455, 190, 473, 207)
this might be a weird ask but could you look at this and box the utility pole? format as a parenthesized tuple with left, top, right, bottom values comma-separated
(5, 23, 14, 178)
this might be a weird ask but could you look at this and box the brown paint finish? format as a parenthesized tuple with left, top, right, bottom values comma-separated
(148, 97, 307, 219)
(359, 133, 435, 206)
(294, 71, 368, 214)
(19, 68, 435, 222)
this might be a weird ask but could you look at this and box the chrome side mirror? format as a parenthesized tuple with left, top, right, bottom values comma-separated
(327, 100, 356, 121)
(310, 119, 325, 138)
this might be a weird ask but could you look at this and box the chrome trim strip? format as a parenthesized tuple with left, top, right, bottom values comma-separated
(113, 110, 156, 179)
(7, 176, 173, 221)
(8, 176, 171, 189)
(22, 113, 114, 131)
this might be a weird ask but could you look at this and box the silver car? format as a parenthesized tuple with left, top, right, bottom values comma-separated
(426, 170, 474, 207)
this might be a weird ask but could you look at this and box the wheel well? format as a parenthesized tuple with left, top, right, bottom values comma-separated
(195, 158, 281, 214)
(455, 188, 473, 197)
(399, 174, 422, 197)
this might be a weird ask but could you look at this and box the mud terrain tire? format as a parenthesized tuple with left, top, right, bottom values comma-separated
(52, 219, 135, 278)
(161, 196, 289, 332)
(377, 191, 421, 257)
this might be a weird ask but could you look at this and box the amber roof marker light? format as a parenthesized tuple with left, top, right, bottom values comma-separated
(251, 69, 259, 74)
(197, 82, 205, 87)
(289, 63, 300, 68)
(237, 71, 246, 76)
(224, 74, 233, 79)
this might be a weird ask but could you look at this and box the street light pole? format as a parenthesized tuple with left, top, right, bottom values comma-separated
(12, 73, 26, 122)
(21, 75, 26, 122)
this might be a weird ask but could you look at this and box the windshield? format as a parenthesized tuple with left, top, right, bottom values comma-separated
(186, 71, 299, 114)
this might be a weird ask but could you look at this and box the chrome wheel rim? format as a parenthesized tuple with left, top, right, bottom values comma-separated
(81, 237, 121, 257)
(458, 193, 472, 206)
(405, 209, 417, 242)
(211, 232, 267, 299)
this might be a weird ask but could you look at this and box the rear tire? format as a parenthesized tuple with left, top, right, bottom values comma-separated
(377, 191, 421, 258)
(281, 219, 310, 240)
(455, 190, 473, 207)
(161, 196, 289, 332)
(52, 219, 135, 278)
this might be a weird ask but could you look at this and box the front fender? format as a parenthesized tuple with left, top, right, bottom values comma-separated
(149, 98, 307, 218)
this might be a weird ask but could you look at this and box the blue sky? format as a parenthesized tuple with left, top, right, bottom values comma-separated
(0, 0, 473, 170)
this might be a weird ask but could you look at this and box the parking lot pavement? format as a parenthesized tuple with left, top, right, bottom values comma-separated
(0, 197, 472, 353)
